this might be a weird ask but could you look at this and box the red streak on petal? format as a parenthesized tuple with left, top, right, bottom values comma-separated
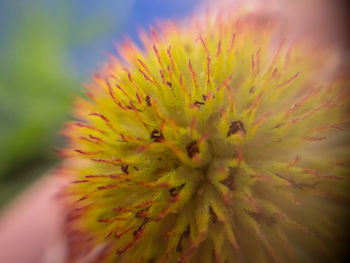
(115, 226, 133, 239)
(74, 149, 99, 155)
(85, 175, 107, 178)
(115, 84, 129, 98)
(136, 145, 150, 153)
(71, 180, 89, 184)
(153, 43, 164, 69)
(314, 125, 345, 132)
(251, 54, 255, 75)
(228, 33, 236, 54)
(89, 113, 110, 123)
(75, 123, 105, 134)
(188, 59, 198, 89)
(97, 184, 118, 190)
(136, 93, 142, 104)
(190, 117, 196, 135)
(89, 134, 104, 142)
(255, 47, 262, 74)
(302, 136, 327, 141)
(79, 136, 99, 144)
(167, 46, 176, 72)
(98, 217, 126, 223)
(138, 67, 153, 83)
(288, 155, 300, 167)
(116, 226, 145, 255)
(159, 69, 166, 84)
(216, 40, 222, 57)
(276, 72, 300, 89)
(90, 158, 117, 165)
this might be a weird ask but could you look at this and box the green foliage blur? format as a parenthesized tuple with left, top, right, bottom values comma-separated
(0, 0, 133, 206)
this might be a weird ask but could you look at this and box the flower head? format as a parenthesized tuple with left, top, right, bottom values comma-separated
(61, 7, 349, 263)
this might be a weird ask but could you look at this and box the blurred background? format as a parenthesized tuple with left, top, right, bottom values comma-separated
(0, 0, 201, 207)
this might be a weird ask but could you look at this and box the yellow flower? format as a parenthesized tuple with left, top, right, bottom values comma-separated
(61, 7, 349, 263)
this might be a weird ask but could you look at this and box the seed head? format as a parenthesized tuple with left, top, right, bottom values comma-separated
(61, 8, 349, 263)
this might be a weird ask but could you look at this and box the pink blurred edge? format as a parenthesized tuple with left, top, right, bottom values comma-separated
(0, 171, 68, 263)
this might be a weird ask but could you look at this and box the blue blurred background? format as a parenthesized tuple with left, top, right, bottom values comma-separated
(0, 0, 201, 206)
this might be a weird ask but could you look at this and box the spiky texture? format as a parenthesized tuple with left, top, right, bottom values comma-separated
(61, 8, 350, 263)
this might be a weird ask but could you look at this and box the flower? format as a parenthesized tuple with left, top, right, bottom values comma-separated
(61, 7, 349, 263)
